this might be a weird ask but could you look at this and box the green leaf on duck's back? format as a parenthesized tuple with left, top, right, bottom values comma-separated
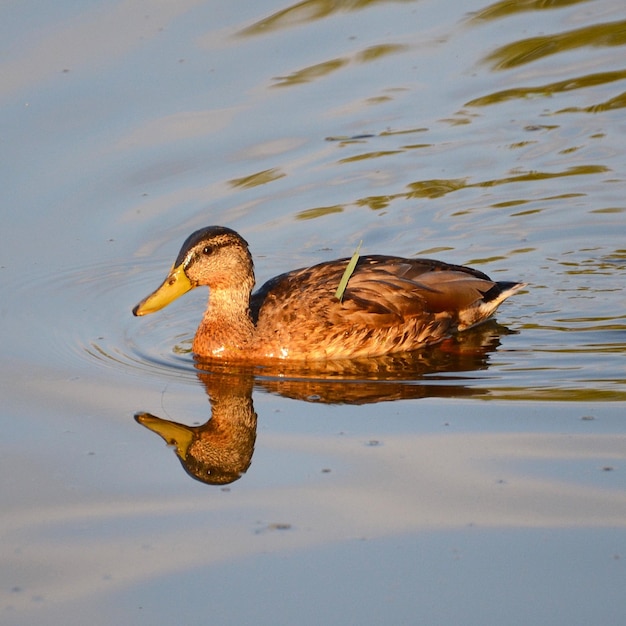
(335, 240, 362, 302)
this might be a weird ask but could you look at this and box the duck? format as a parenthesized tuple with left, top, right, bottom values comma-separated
(132, 225, 525, 361)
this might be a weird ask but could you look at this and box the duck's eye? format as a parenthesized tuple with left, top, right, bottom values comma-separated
(202, 245, 214, 256)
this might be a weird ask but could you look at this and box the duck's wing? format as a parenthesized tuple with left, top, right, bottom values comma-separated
(338, 256, 499, 321)
(251, 255, 507, 327)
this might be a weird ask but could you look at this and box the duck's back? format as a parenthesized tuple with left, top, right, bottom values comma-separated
(249, 256, 523, 360)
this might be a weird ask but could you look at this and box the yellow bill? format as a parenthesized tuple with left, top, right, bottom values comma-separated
(132, 263, 193, 316)
(135, 412, 194, 460)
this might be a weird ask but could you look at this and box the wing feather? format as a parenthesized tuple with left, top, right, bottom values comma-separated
(252, 255, 497, 329)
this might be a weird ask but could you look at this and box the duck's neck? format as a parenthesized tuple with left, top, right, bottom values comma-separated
(193, 286, 255, 358)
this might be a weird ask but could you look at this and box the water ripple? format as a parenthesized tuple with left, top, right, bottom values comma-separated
(14, 258, 200, 383)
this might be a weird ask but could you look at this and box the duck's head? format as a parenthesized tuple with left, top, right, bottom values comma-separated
(133, 226, 254, 316)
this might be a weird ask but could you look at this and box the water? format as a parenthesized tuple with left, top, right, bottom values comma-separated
(1, 1, 625, 624)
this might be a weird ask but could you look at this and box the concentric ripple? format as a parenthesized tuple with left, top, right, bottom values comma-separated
(12, 257, 201, 383)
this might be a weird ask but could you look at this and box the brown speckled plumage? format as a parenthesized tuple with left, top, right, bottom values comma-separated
(133, 226, 526, 361)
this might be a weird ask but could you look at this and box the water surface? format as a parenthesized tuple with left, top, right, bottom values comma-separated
(1, 1, 625, 624)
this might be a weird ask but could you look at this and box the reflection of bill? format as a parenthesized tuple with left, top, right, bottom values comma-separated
(135, 322, 512, 485)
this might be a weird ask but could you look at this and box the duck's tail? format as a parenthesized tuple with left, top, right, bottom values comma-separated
(458, 281, 527, 330)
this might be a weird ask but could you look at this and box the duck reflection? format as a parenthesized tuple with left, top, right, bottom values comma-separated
(135, 321, 512, 485)
(136, 373, 257, 485)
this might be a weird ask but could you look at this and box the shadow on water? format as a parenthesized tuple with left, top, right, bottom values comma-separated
(134, 322, 511, 486)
